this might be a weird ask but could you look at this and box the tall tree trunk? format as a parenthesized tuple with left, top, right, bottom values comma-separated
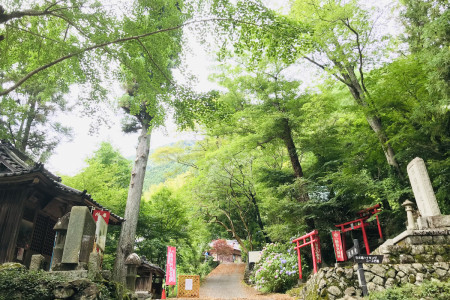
(113, 124, 151, 284)
(16, 96, 37, 152)
(281, 118, 303, 178)
(344, 67, 401, 175)
(19, 97, 38, 152)
(306, 56, 401, 175)
(248, 192, 270, 243)
(280, 118, 309, 201)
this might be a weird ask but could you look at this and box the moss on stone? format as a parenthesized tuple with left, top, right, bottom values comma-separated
(414, 254, 428, 263)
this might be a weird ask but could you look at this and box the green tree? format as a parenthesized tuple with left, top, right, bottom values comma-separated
(112, 0, 187, 283)
(0, 81, 72, 161)
(211, 0, 403, 173)
(400, 0, 449, 105)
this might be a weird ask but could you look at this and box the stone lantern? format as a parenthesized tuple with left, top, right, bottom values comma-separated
(125, 253, 141, 292)
(402, 200, 416, 230)
(51, 212, 71, 270)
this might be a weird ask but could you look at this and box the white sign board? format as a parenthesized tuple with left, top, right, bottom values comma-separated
(95, 216, 108, 252)
(248, 251, 262, 263)
(185, 278, 193, 290)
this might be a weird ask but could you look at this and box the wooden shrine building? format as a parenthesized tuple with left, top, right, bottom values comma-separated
(135, 257, 165, 298)
(0, 141, 124, 269)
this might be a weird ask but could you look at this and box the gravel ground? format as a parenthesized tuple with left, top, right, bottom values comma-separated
(193, 263, 294, 300)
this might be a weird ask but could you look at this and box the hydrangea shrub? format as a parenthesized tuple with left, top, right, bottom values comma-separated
(250, 242, 307, 292)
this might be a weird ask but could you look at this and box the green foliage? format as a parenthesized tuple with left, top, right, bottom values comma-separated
(250, 242, 300, 293)
(0, 267, 61, 300)
(0, 264, 122, 299)
(401, 0, 450, 105)
(137, 186, 190, 265)
(367, 279, 450, 300)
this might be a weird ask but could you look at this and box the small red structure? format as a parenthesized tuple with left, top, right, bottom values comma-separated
(333, 204, 383, 260)
(292, 230, 321, 279)
(357, 204, 383, 240)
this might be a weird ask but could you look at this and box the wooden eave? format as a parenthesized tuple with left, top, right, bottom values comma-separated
(0, 169, 124, 225)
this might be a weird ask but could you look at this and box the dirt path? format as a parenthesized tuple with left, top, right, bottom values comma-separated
(196, 263, 294, 300)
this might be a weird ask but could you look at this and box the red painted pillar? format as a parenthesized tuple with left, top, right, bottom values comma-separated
(296, 241, 302, 279)
(361, 220, 370, 254)
(375, 215, 383, 240)
(311, 238, 317, 274)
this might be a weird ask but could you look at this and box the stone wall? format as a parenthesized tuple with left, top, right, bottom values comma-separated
(372, 230, 450, 264)
(298, 226, 450, 299)
(300, 262, 450, 300)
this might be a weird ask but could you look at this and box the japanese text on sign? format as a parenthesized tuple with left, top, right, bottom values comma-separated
(354, 255, 384, 264)
(165, 246, 177, 285)
(346, 246, 359, 259)
(93, 210, 110, 224)
(313, 237, 322, 263)
(332, 231, 345, 261)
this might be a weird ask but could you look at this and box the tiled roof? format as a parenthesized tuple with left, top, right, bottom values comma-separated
(0, 141, 124, 224)
(140, 256, 165, 276)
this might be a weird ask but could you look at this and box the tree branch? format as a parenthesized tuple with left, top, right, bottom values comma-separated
(0, 18, 257, 97)
(0, 3, 80, 24)
(136, 38, 174, 84)
(5, 24, 61, 43)
(303, 55, 348, 85)
(341, 18, 369, 95)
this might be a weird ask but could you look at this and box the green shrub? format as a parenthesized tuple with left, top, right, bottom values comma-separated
(0, 266, 61, 300)
(250, 242, 303, 293)
(368, 279, 450, 300)
(0, 264, 118, 300)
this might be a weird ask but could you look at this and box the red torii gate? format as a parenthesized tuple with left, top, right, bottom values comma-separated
(292, 230, 321, 279)
(333, 204, 383, 260)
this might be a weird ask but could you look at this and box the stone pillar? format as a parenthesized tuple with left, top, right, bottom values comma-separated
(125, 253, 141, 292)
(402, 200, 416, 230)
(29, 254, 45, 271)
(407, 157, 441, 217)
(62, 206, 96, 265)
(88, 252, 102, 281)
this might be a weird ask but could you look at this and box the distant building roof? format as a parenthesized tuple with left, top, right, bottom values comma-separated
(0, 141, 124, 225)
(209, 239, 242, 252)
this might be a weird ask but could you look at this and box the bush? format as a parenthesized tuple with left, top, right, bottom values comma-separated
(368, 279, 450, 300)
(0, 265, 61, 300)
(250, 242, 303, 293)
(0, 263, 117, 300)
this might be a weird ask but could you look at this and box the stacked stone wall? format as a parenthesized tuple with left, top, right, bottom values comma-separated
(299, 229, 450, 299)
(373, 230, 450, 264)
(300, 262, 450, 300)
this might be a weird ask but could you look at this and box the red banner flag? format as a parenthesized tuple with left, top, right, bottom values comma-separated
(93, 210, 110, 224)
(314, 235, 322, 264)
(166, 246, 177, 285)
(332, 231, 345, 261)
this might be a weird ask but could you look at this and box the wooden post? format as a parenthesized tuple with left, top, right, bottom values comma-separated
(354, 239, 368, 297)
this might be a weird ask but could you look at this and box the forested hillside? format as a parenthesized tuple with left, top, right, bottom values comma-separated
(142, 141, 194, 190)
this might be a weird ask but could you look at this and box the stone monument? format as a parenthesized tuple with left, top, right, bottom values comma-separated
(374, 157, 450, 263)
(62, 206, 96, 266)
(50, 206, 100, 280)
(407, 157, 441, 217)
(407, 157, 449, 229)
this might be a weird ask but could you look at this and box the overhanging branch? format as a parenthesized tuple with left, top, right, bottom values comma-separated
(0, 18, 261, 97)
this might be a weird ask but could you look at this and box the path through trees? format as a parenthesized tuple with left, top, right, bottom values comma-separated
(197, 263, 294, 300)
